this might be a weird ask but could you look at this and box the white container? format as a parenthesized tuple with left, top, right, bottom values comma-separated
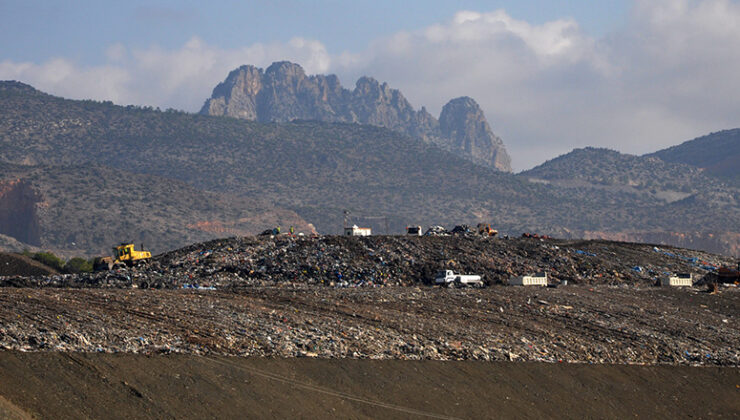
(662, 274, 692, 287)
(510, 272, 548, 286)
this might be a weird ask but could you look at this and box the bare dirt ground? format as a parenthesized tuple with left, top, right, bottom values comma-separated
(0, 352, 737, 419)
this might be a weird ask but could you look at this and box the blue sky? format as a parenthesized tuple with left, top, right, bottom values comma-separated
(1, 1, 626, 65)
(1, 1, 738, 170)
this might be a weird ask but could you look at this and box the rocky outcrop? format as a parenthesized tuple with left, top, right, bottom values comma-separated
(439, 97, 511, 172)
(0, 179, 41, 246)
(201, 62, 512, 172)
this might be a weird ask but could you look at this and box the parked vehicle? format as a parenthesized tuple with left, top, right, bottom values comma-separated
(434, 270, 484, 287)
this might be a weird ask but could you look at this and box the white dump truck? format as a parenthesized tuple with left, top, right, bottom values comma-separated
(435, 270, 484, 287)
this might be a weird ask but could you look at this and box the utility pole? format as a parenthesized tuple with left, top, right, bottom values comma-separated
(343, 209, 350, 229)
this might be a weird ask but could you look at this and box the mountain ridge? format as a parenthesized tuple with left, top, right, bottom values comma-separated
(0, 81, 738, 256)
(200, 61, 512, 172)
(646, 128, 740, 184)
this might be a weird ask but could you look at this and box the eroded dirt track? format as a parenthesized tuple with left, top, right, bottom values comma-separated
(1, 285, 737, 365)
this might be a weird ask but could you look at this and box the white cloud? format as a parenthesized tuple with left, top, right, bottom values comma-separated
(1, 1, 739, 170)
(332, 1, 740, 170)
(0, 36, 331, 112)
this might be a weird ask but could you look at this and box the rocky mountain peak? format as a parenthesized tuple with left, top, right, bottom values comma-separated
(265, 61, 306, 81)
(201, 62, 512, 171)
(202, 65, 263, 119)
(439, 97, 511, 171)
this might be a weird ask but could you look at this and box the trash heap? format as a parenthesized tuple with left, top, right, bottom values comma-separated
(0, 235, 734, 289)
(0, 285, 737, 366)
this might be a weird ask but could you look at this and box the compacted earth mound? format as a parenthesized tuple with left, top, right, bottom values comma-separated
(0, 253, 57, 277)
(0, 352, 737, 420)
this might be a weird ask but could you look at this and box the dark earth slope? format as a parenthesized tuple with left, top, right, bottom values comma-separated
(0, 352, 737, 420)
(0, 253, 56, 277)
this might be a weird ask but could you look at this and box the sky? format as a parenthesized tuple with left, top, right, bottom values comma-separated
(1, 0, 739, 171)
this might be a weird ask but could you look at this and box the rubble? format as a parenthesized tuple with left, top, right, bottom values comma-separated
(424, 226, 449, 236)
(0, 285, 736, 366)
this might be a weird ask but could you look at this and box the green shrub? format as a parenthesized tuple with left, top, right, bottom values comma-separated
(32, 251, 65, 271)
(64, 257, 93, 274)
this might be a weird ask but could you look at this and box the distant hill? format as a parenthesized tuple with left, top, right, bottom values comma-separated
(0, 164, 313, 256)
(201, 62, 512, 172)
(0, 81, 738, 256)
(521, 147, 728, 201)
(519, 147, 740, 255)
(647, 129, 740, 184)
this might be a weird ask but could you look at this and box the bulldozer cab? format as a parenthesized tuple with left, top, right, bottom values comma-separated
(113, 243, 151, 265)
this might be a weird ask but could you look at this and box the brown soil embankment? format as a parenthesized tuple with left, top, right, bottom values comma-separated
(0, 253, 57, 277)
(0, 352, 737, 419)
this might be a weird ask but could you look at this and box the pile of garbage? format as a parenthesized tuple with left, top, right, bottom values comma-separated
(424, 226, 449, 236)
(0, 285, 736, 366)
(0, 235, 734, 290)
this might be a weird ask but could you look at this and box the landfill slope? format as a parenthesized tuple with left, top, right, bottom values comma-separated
(4, 235, 734, 289)
(0, 395, 31, 420)
(1, 283, 737, 365)
(0, 352, 737, 420)
(0, 235, 738, 418)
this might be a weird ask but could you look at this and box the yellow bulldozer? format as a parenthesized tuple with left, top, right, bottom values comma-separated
(93, 243, 151, 271)
(477, 223, 498, 237)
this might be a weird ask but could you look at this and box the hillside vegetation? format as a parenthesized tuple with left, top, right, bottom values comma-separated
(522, 147, 731, 199)
(0, 81, 738, 255)
(0, 164, 312, 256)
(647, 129, 740, 184)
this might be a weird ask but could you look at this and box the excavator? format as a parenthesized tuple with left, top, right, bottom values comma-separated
(93, 243, 151, 271)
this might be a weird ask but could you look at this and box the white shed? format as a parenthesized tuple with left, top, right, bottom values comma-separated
(344, 225, 372, 236)
(510, 272, 548, 286)
(662, 273, 693, 287)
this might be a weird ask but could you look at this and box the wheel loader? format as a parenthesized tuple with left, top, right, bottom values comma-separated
(93, 243, 151, 271)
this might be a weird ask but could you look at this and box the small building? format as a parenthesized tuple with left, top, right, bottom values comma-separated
(344, 225, 371, 236)
(662, 273, 693, 287)
(406, 226, 422, 236)
(510, 272, 548, 286)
